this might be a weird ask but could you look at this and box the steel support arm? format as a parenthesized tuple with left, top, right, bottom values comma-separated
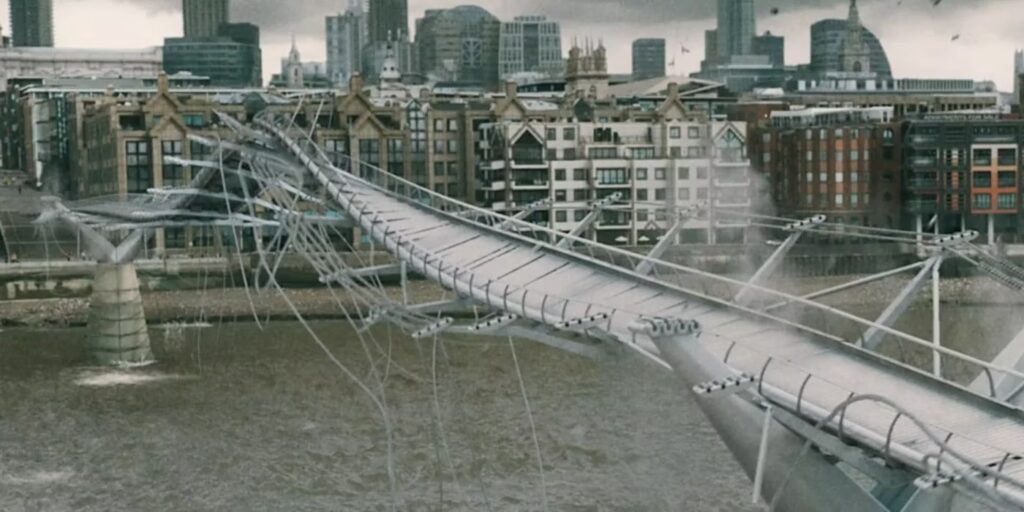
(556, 193, 621, 249)
(860, 255, 943, 350)
(634, 218, 687, 275)
(500, 198, 552, 230)
(734, 216, 825, 307)
(970, 326, 1024, 405)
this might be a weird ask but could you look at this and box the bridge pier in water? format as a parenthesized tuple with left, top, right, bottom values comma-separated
(87, 263, 153, 365)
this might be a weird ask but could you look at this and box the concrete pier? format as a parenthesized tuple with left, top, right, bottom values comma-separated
(87, 263, 152, 364)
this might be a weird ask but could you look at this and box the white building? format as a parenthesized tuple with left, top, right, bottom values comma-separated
(477, 83, 751, 245)
(326, 3, 368, 87)
(0, 47, 163, 91)
(498, 15, 562, 81)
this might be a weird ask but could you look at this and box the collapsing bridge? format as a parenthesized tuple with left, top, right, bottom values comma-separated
(36, 109, 1024, 511)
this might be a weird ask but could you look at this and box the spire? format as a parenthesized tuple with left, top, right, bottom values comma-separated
(848, 0, 860, 26)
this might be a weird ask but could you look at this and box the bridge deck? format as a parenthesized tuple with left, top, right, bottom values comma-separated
(334, 164, 1024, 501)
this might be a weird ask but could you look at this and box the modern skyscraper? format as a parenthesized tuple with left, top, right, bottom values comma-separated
(416, 6, 500, 86)
(9, 0, 54, 47)
(716, 0, 755, 59)
(498, 15, 562, 80)
(631, 39, 666, 81)
(1013, 50, 1023, 104)
(752, 32, 784, 68)
(326, 3, 368, 86)
(368, 0, 407, 44)
(183, 0, 229, 40)
(164, 22, 261, 87)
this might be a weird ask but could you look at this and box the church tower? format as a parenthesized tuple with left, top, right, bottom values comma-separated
(285, 37, 305, 88)
(840, 0, 871, 74)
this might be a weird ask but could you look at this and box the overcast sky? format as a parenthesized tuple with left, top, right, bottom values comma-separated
(2, 0, 1020, 90)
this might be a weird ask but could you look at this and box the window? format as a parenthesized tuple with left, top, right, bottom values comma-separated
(687, 146, 706, 158)
(687, 127, 701, 139)
(324, 139, 347, 166)
(183, 114, 204, 128)
(762, 152, 771, 163)
(596, 168, 628, 185)
(835, 194, 844, 206)
(448, 119, 458, 132)
(835, 128, 844, 138)
(355, 138, 379, 166)
(434, 162, 446, 175)
(573, 189, 589, 201)
(696, 167, 708, 180)
(434, 119, 445, 132)
(589, 147, 618, 159)
(573, 169, 587, 181)
(447, 140, 458, 154)
(125, 140, 151, 193)
(835, 172, 844, 183)
(564, 148, 576, 160)
(851, 193, 859, 207)
(819, 172, 828, 182)
(555, 210, 567, 222)
(555, 190, 567, 202)
(387, 138, 404, 172)
(670, 147, 681, 158)
(629, 147, 655, 160)
(974, 193, 992, 209)
(974, 171, 992, 188)
(836, 152, 844, 162)
(434, 140, 445, 154)
(851, 172, 859, 183)
(678, 167, 690, 180)
(973, 148, 992, 166)
(998, 148, 1017, 166)
(678, 188, 690, 200)
(820, 150, 827, 161)
(654, 168, 666, 180)
(546, 128, 557, 141)
(654, 188, 666, 200)
(998, 171, 1016, 188)
(555, 169, 566, 181)
(161, 140, 184, 187)
(636, 189, 648, 201)
(636, 210, 648, 221)
(670, 126, 681, 139)
(165, 228, 186, 249)
(546, 149, 558, 161)
(850, 150, 859, 161)
(806, 151, 813, 162)
(574, 210, 587, 221)
(762, 133, 771, 144)
(563, 127, 576, 140)
(998, 193, 1016, 209)
(636, 168, 648, 180)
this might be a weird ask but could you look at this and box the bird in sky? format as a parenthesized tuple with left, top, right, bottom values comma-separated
(951, 34, 960, 41)
(932, 0, 942, 5)
(770, 7, 780, 15)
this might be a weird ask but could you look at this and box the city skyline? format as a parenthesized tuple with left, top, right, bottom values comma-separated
(0, 0, 1019, 90)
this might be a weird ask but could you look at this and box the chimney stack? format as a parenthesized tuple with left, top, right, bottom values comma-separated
(505, 80, 518, 100)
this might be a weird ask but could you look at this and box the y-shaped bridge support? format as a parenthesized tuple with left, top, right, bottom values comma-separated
(632, 318, 887, 512)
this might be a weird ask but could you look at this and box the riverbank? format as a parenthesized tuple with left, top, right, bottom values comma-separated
(0, 273, 1019, 329)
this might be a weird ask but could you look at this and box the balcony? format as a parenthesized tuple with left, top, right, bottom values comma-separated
(714, 178, 752, 188)
(713, 197, 751, 208)
(511, 179, 549, 190)
(905, 199, 938, 213)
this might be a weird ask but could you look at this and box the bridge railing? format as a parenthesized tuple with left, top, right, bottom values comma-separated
(264, 116, 1024, 399)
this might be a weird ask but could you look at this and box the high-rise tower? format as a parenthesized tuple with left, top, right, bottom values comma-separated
(716, 0, 755, 59)
(9, 0, 53, 47)
(183, 0, 229, 39)
(368, 0, 407, 44)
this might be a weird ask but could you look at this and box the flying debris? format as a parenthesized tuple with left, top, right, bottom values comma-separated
(680, 45, 690, 54)
(951, 34, 960, 41)
(770, 7, 780, 15)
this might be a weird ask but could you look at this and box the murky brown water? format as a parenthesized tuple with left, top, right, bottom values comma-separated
(0, 320, 760, 512)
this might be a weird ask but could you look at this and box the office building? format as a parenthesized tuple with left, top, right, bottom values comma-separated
(9, 0, 53, 47)
(326, 4, 368, 86)
(183, 0, 229, 39)
(632, 39, 666, 81)
(498, 15, 562, 81)
(368, 0, 407, 44)
(902, 114, 1024, 243)
(0, 47, 163, 91)
(415, 5, 500, 86)
(752, 32, 784, 68)
(163, 23, 262, 87)
(716, 0, 755, 59)
(748, 107, 903, 228)
(779, 78, 999, 118)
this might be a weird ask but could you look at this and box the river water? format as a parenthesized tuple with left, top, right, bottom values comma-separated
(1, 300, 1021, 511)
(0, 320, 760, 512)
